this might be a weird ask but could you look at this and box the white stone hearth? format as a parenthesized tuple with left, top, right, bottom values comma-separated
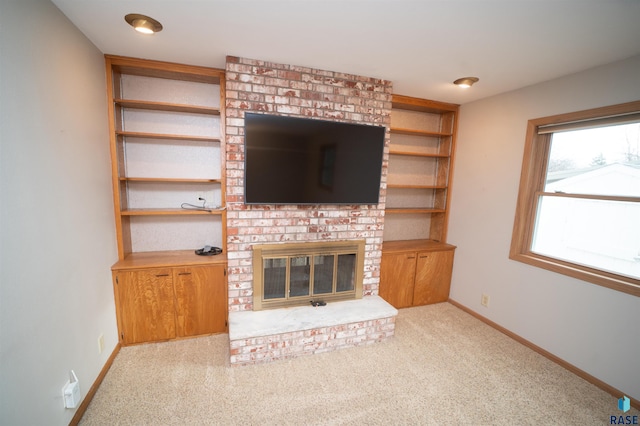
(229, 296, 397, 340)
(228, 296, 398, 365)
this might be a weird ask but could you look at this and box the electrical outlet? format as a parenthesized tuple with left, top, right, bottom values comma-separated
(98, 334, 104, 354)
(481, 294, 490, 307)
(196, 195, 219, 209)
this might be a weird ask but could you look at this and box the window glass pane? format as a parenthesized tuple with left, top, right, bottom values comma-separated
(313, 255, 334, 295)
(532, 196, 640, 279)
(336, 254, 356, 292)
(545, 122, 640, 197)
(263, 258, 286, 300)
(289, 256, 310, 297)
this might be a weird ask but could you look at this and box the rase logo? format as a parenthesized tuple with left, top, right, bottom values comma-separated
(610, 396, 638, 425)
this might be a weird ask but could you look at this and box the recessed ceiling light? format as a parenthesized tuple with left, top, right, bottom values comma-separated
(125, 13, 163, 35)
(453, 77, 479, 88)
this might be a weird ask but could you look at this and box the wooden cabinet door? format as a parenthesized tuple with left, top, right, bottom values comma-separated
(115, 269, 176, 344)
(413, 250, 454, 305)
(379, 252, 417, 308)
(173, 265, 227, 337)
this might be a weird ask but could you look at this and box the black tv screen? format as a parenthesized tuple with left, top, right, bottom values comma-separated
(244, 113, 386, 205)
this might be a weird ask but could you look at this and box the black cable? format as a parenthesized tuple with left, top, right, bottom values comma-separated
(181, 197, 212, 212)
(180, 202, 212, 212)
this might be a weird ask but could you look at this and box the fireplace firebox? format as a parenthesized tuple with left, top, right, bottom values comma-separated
(252, 240, 365, 310)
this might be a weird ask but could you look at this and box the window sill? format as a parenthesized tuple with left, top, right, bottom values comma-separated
(509, 252, 640, 297)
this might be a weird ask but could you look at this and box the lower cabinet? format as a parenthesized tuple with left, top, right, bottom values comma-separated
(380, 240, 456, 309)
(173, 266, 227, 338)
(113, 264, 227, 345)
(379, 251, 417, 308)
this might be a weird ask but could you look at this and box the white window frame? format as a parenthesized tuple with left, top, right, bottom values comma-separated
(510, 101, 640, 297)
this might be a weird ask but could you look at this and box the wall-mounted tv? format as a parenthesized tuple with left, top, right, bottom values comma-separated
(244, 113, 386, 205)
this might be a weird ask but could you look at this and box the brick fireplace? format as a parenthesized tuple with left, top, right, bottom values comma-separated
(224, 56, 396, 365)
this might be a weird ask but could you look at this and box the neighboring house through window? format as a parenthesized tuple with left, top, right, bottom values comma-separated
(510, 101, 640, 296)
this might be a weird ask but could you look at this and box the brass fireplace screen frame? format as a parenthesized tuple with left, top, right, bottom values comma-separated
(252, 240, 365, 310)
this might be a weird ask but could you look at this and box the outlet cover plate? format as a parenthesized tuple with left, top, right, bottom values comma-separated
(481, 294, 490, 307)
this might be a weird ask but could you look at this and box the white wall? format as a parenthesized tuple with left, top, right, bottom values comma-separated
(448, 55, 640, 401)
(0, 0, 118, 424)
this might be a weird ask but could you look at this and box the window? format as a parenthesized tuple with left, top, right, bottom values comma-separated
(510, 101, 640, 296)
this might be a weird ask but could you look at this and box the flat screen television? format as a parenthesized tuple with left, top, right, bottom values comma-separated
(244, 113, 386, 205)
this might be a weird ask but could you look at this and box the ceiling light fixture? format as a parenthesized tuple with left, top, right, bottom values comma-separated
(453, 77, 479, 88)
(125, 13, 163, 35)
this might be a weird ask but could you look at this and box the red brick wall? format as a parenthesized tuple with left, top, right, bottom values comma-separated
(225, 56, 392, 311)
(229, 317, 396, 365)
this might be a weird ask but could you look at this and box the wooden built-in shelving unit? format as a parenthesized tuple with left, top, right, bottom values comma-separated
(106, 56, 228, 344)
(380, 95, 459, 308)
(384, 94, 458, 243)
(106, 55, 226, 259)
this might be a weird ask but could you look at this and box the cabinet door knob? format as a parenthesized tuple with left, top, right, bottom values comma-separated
(177, 272, 192, 276)
(407, 256, 416, 259)
(155, 273, 170, 277)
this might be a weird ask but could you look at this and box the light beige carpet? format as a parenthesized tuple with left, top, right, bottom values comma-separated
(80, 303, 637, 425)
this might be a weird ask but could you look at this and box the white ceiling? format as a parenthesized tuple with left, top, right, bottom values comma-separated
(51, 0, 640, 105)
